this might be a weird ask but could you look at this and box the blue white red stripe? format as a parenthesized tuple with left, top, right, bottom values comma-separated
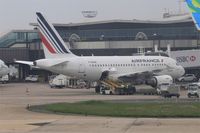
(39, 32, 56, 53)
(36, 12, 69, 54)
(37, 19, 62, 53)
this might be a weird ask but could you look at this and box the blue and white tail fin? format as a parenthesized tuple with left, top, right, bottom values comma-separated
(186, 0, 200, 30)
(36, 12, 76, 58)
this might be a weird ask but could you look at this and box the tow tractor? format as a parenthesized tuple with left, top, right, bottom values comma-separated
(97, 80, 136, 95)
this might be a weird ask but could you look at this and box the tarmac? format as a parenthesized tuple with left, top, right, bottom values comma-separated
(0, 83, 200, 133)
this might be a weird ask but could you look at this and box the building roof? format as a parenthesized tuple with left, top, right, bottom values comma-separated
(30, 17, 193, 27)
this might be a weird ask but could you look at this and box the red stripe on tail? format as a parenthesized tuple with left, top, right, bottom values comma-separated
(39, 32, 56, 54)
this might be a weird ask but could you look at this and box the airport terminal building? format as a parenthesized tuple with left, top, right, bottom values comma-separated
(0, 16, 200, 81)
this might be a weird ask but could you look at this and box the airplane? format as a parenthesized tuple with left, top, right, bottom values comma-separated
(0, 59, 9, 78)
(16, 12, 185, 88)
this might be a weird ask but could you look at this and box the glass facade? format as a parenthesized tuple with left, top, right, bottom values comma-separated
(55, 20, 198, 41)
(0, 20, 198, 47)
(0, 30, 39, 47)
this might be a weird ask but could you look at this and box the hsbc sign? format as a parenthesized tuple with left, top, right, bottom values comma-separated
(171, 50, 200, 68)
(176, 55, 196, 63)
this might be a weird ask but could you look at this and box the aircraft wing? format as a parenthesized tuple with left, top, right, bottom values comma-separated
(15, 60, 40, 69)
(119, 70, 160, 78)
(111, 69, 163, 83)
(15, 59, 70, 68)
(15, 60, 34, 66)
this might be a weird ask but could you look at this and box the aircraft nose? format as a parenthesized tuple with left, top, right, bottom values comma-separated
(174, 65, 185, 79)
(179, 66, 185, 77)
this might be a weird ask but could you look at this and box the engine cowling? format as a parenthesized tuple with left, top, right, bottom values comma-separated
(146, 75, 173, 88)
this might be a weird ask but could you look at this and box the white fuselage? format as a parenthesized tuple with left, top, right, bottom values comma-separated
(36, 55, 185, 81)
(0, 60, 9, 77)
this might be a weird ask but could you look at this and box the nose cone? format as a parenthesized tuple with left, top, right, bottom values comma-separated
(172, 65, 185, 79)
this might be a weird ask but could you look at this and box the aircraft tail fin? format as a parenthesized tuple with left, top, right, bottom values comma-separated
(36, 12, 76, 58)
(186, 0, 200, 30)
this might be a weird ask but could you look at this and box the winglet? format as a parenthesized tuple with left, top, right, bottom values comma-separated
(186, 0, 200, 30)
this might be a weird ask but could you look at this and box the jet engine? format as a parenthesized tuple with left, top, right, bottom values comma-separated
(146, 75, 173, 88)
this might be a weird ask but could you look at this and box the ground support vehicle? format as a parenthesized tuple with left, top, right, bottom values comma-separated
(25, 75, 38, 82)
(187, 83, 200, 98)
(0, 75, 9, 84)
(49, 75, 67, 88)
(160, 84, 180, 98)
(97, 80, 136, 95)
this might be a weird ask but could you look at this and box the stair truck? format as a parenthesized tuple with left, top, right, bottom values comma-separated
(98, 80, 136, 95)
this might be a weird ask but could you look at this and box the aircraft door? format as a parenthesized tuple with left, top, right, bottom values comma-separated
(79, 64, 85, 73)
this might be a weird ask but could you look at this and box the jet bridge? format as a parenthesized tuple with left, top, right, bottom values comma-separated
(0, 30, 39, 48)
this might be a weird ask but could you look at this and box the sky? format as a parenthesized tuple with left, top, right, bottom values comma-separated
(0, 0, 189, 36)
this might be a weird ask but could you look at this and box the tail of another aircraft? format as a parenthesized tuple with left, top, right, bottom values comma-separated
(186, 0, 200, 30)
(36, 12, 76, 58)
